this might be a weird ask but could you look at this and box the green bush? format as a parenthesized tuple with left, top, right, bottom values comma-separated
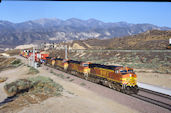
(4, 76, 63, 97)
(80, 82, 86, 86)
(28, 67, 39, 74)
(29, 76, 63, 96)
(10, 59, 22, 67)
(53, 73, 65, 79)
(4, 79, 32, 96)
(69, 79, 74, 82)
(11, 59, 21, 65)
(50, 69, 54, 73)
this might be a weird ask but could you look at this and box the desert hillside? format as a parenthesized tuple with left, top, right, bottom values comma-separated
(67, 30, 171, 50)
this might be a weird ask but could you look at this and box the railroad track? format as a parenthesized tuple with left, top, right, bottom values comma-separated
(130, 88, 171, 111)
(139, 88, 171, 100)
(45, 64, 171, 111)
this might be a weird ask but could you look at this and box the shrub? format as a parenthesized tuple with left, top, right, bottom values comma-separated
(55, 73, 65, 79)
(4, 76, 63, 97)
(80, 82, 86, 86)
(0, 77, 8, 83)
(66, 76, 70, 79)
(28, 67, 39, 75)
(10, 59, 22, 67)
(69, 79, 74, 82)
(4, 79, 32, 97)
(11, 59, 21, 65)
(50, 69, 53, 73)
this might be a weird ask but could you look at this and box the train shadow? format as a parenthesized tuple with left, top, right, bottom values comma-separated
(0, 88, 30, 107)
(0, 95, 18, 107)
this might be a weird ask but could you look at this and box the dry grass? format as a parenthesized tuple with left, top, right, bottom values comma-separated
(5, 49, 20, 56)
(1, 76, 63, 113)
(0, 77, 8, 83)
(0, 57, 22, 72)
(27, 67, 39, 75)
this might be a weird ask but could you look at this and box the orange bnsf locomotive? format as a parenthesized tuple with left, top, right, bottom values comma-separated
(88, 63, 139, 94)
(45, 57, 139, 94)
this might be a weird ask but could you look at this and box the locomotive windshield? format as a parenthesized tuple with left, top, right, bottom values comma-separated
(128, 70, 134, 73)
(83, 63, 89, 67)
(120, 70, 127, 74)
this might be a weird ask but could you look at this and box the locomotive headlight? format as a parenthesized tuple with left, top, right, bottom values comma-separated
(129, 74, 132, 77)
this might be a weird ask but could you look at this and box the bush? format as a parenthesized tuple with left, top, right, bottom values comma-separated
(29, 76, 63, 96)
(11, 59, 21, 65)
(66, 76, 70, 79)
(69, 79, 74, 82)
(11, 59, 22, 67)
(53, 73, 65, 79)
(28, 67, 39, 74)
(4, 79, 32, 97)
(0, 77, 7, 83)
(80, 82, 86, 86)
(4, 76, 63, 97)
(50, 69, 53, 73)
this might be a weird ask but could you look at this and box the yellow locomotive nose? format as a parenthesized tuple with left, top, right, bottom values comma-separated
(122, 74, 137, 86)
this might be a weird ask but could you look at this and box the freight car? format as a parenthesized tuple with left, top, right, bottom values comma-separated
(37, 51, 49, 63)
(20, 49, 49, 62)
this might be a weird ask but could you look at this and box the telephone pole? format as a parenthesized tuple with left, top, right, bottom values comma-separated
(65, 45, 67, 59)
(32, 46, 35, 67)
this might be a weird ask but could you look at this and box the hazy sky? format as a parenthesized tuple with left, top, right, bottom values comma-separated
(0, 1, 171, 27)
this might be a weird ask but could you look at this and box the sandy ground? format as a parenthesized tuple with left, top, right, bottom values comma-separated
(137, 72, 171, 89)
(0, 57, 138, 113)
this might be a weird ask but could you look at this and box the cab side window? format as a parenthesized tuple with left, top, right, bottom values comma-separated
(115, 70, 119, 73)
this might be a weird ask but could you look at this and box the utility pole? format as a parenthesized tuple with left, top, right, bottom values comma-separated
(32, 46, 35, 67)
(28, 55, 30, 66)
(28, 45, 37, 68)
(65, 45, 67, 59)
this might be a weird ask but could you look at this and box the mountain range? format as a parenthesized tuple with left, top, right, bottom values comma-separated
(0, 18, 170, 48)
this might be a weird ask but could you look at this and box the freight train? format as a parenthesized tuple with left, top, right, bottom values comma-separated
(20, 50, 139, 94)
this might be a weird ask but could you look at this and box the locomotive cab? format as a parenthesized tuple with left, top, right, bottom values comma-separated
(82, 63, 89, 67)
(116, 67, 139, 94)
